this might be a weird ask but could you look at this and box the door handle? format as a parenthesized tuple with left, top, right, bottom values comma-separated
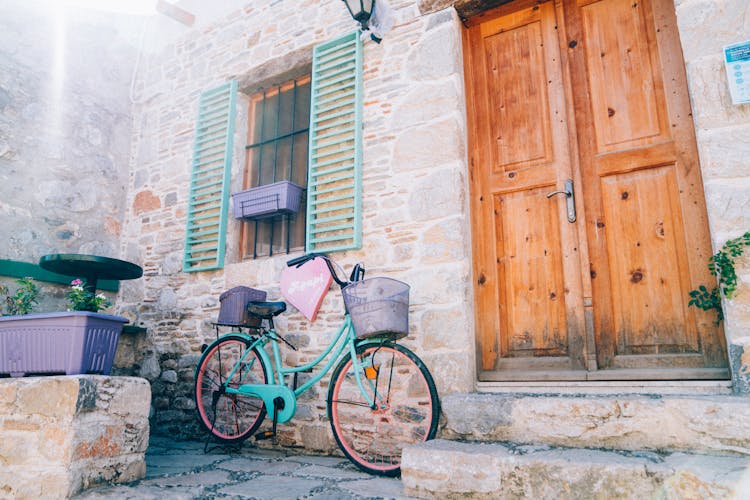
(546, 178, 577, 223)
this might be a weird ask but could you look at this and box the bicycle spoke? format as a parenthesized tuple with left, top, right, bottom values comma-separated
(329, 399, 372, 408)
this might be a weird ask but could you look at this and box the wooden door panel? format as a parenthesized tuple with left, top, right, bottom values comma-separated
(600, 166, 698, 355)
(495, 187, 568, 357)
(581, 0, 667, 151)
(483, 17, 552, 170)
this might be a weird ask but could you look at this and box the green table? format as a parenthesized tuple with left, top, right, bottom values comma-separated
(39, 254, 143, 293)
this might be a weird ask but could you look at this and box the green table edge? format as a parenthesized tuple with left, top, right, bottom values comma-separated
(0, 259, 120, 292)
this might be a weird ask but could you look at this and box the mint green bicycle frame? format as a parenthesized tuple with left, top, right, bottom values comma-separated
(222, 313, 378, 424)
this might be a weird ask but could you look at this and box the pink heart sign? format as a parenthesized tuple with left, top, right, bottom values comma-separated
(280, 258, 333, 321)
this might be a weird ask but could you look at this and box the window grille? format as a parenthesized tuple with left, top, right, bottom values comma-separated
(241, 77, 311, 258)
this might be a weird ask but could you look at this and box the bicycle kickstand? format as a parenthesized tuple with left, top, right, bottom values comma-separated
(255, 397, 284, 443)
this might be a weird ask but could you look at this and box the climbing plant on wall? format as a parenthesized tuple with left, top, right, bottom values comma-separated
(688, 231, 750, 324)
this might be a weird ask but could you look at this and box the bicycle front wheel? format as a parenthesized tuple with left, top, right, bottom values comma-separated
(194, 334, 267, 442)
(327, 342, 440, 476)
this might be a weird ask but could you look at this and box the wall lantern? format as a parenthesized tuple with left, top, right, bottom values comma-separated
(341, 0, 375, 31)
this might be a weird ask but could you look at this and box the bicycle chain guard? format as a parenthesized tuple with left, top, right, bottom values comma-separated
(236, 383, 297, 423)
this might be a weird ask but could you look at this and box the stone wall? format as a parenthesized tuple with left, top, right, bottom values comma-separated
(119, 0, 473, 446)
(674, 0, 750, 392)
(111, 0, 750, 452)
(0, 376, 150, 499)
(0, 1, 138, 311)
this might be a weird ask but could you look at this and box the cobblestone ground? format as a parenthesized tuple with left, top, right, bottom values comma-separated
(75, 436, 419, 499)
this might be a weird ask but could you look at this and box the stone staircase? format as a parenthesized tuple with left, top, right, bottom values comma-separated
(400, 386, 750, 498)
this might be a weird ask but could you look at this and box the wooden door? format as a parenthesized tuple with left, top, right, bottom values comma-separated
(464, 1, 589, 379)
(464, 0, 729, 380)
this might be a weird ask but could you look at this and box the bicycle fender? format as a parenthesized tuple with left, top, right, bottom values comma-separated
(237, 383, 297, 423)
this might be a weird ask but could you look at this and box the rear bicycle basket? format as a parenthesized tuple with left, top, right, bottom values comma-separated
(342, 277, 409, 340)
(217, 286, 267, 327)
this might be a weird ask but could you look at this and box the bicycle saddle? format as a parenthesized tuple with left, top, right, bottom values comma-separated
(246, 301, 287, 320)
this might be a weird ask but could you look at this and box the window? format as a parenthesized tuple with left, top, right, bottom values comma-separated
(184, 32, 362, 267)
(241, 77, 311, 258)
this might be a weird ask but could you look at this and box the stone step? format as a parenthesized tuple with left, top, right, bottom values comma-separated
(401, 439, 750, 499)
(440, 392, 750, 456)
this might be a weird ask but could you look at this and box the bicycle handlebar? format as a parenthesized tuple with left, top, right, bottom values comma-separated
(286, 253, 321, 268)
(286, 252, 356, 288)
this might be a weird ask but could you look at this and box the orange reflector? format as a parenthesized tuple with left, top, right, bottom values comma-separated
(364, 366, 378, 379)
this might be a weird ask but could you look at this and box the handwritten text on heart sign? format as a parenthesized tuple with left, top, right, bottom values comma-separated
(280, 258, 333, 321)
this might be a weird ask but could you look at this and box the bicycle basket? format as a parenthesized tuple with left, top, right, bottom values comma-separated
(217, 286, 267, 327)
(342, 277, 409, 340)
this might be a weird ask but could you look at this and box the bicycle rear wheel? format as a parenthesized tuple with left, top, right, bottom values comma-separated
(327, 342, 440, 476)
(194, 334, 267, 442)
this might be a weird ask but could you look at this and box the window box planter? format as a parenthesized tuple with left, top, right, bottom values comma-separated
(231, 181, 304, 220)
(0, 311, 128, 377)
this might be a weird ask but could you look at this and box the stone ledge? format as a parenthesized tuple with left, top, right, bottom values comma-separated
(441, 393, 750, 456)
(0, 375, 150, 499)
(402, 439, 750, 499)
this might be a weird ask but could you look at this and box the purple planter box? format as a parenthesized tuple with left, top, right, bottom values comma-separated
(231, 181, 304, 220)
(0, 311, 128, 377)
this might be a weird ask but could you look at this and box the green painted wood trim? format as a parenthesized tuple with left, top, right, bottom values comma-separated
(0, 260, 119, 291)
(183, 80, 238, 272)
(305, 31, 363, 253)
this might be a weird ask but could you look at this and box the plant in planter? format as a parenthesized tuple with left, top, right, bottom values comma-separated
(0, 278, 127, 377)
(0, 277, 39, 316)
(66, 278, 111, 312)
(688, 231, 750, 324)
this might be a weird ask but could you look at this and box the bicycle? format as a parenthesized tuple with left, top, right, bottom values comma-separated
(193, 252, 440, 476)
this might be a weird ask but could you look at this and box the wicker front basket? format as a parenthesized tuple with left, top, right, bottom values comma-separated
(217, 286, 267, 327)
(342, 278, 409, 340)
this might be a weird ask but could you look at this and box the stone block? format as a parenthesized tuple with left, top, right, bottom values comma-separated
(729, 342, 750, 394)
(441, 393, 750, 455)
(392, 119, 466, 172)
(704, 180, 750, 234)
(0, 382, 17, 410)
(408, 166, 467, 221)
(391, 79, 463, 131)
(299, 424, 336, 452)
(417, 306, 472, 350)
(0, 469, 71, 500)
(419, 349, 475, 395)
(0, 375, 150, 498)
(686, 57, 750, 131)
(418, 216, 471, 264)
(696, 125, 750, 179)
(405, 261, 471, 307)
(17, 377, 79, 417)
(402, 439, 750, 499)
(407, 17, 462, 81)
(675, 0, 750, 61)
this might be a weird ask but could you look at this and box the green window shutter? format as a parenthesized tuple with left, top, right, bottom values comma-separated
(306, 31, 363, 253)
(183, 81, 237, 272)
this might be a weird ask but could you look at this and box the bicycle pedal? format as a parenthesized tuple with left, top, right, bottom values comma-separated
(255, 431, 275, 441)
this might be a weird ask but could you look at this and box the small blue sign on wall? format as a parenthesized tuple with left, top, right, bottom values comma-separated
(724, 41, 750, 105)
